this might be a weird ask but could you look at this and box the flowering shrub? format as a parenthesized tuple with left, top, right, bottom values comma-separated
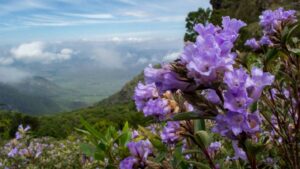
(0, 125, 98, 169)
(78, 7, 300, 169)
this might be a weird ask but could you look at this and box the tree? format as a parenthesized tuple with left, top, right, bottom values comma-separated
(184, 8, 212, 42)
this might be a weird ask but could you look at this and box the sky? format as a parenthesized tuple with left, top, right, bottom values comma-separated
(0, 0, 211, 103)
(0, 0, 211, 44)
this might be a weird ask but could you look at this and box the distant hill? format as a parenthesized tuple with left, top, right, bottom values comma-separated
(98, 72, 143, 106)
(0, 76, 88, 115)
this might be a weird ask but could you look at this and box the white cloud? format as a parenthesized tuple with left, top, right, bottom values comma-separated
(62, 13, 114, 19)
(123, 11, 148, 18)
(91, 48, 124, 69)
(137, 57, 148, 64)
(163, 51, 181, 61)
(10, 41, 74, 63)
(110, 36, 150, 43)
(0, 66, 31, 83)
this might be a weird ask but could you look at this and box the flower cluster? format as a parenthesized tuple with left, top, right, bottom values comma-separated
(1, 130, 98, 169)
(160, 121, 182, 144)
(120, 140, 153, 169)
(144, 64, 193, 92)
(213, 67, 273, 139)
(245, 8, 297, 50)
(180, 16, 246, 85)
(4, 125, 47, 160)
(15, 125, 30, 140)
(134, 81, 185, 120)
(133, 82, 170, 119)
(208, 141, 222, 157)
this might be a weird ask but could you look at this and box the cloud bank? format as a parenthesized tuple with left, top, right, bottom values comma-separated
(10, 41, 74, 63)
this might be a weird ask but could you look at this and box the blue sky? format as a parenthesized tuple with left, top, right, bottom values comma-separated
(0, 0, 211, 44)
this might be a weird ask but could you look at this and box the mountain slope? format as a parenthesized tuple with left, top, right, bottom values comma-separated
(0, 76, 88, 115)
(98, 72, 143, 106)
(0, 83, 63, 115)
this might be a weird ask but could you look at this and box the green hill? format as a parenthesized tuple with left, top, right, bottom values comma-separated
(0, 76, 88, 115)
(0, 83, 64, 115)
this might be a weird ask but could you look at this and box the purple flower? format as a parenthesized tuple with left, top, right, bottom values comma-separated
(208, 141, 222, 156)
(224, 89, 253, 113)
(221, 16, 247, 43)
(127, 140, 153, 162)
(160, 121, 181, 144)
(133, 82, 158, 111)
(15, 124, 31, 140)
(213, 110, 261, 138)
(222, 16, 247, 34)
(194, 23, 220, 37)
(212, 114, 234, 138)
(243, 111, 262, 134)
(119, 156, 138, 169)
(246, 67, 274, 100)
(232, 141, 247, 160)
(260, 8, 297, 35)
(226, 111, 247, 136)
(131, 130, 139, 139)
(142, 98, 170, 119)
(203, 89, 221, 104)
(180, 17, 245, 85)
(144, 64, 192, 92)
(19, 148, 29, 156)
(15, 132, 22, 140)
(259, 36, 273, 46)
(224, 67, 249, 90)
(245, 38, 260, 50)
(8, 147, 18, 157)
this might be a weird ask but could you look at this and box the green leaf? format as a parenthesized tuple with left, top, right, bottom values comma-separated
(154, 152, 167, 162)
(80, 143, 96, 157)
(122, 121, 129, 133)
(97, 142, 106, 151)
(195, 130, 211, 149)
(245, 140, 265, 156)
(264, 48, 279, 67)
(75, 128, 91, 135)
(138, 126, 157, 139)
(194, 119, 206, 131)
(286, 24, 299, 42)
(118, 132, 131, 147)
(150, 138, 167, 151)
(185, 161, 210, 169)
(80, 117, 102, 140)
(168, 111, 213, 121)
(94, 151, 106, 161)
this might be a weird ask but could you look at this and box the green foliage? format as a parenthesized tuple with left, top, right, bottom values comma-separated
(0, 101, 148, 139)
(79, 120, 132, 168)
(184, 8, 212, 42)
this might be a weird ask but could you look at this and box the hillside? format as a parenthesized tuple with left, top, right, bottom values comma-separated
(0, 83, 63, 115)
(0, 76, 87, 115)
(98, 72, 143, 105)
